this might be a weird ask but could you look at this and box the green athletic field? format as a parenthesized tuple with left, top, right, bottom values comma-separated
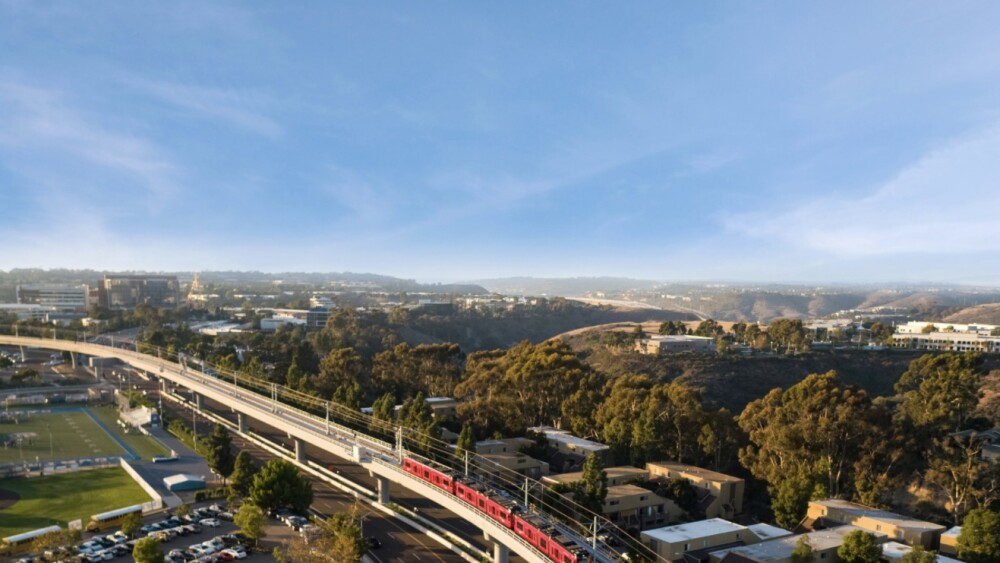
(87, 406, 170, 460)
(0, 467, 152, 536)
(0, 410, 125, 463)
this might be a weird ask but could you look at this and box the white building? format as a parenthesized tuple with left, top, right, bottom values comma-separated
(16, 284, 89, 311)
(635, 335, 716, 355)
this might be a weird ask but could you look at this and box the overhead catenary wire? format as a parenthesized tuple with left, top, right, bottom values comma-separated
(1, 325, 667, 562)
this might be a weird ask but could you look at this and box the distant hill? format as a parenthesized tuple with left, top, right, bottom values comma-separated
(467, 276, 660, 296)
(563, 328, 1000, 412)
(944, 303, 1000, 324)
(0, 269, 488, 296)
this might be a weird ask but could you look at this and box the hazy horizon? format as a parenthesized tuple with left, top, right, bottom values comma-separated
(2, 3, 1000, 284)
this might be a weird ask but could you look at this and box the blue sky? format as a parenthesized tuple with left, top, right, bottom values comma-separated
(2, 2, 1000, 284)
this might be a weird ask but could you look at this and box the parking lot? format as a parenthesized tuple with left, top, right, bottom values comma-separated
(12, 501, 286, 563)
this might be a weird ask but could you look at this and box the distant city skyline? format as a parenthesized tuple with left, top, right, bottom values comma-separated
(2, 2, 999, 284)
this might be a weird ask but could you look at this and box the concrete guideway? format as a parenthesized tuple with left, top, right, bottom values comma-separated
(0, 334, 611, 563)
(161, 390, 483, 562)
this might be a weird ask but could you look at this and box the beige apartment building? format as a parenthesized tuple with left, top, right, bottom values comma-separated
(647, 461, 745, 519)
(710, 525, 884, 563)
(642, 518, 754, 562)
(806, 499, 946, 549)
(543, 465, 648, 487)
(602, 484, 681, 530)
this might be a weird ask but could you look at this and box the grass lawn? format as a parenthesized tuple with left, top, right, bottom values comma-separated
(0, 467, 152, 536)
(0, 411, 125, 463)
(87, 406, 170, 460)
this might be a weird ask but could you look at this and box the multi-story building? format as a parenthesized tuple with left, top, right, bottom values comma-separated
(882, 541, 962, 563)
(938, 527, 960, 556)
(527, 426, 610, 471)
(647, 461, 745, 519)
(100, 275, 180, 309)
(806, 499, 946, 549)
(16, 284, 89, 311)
(602, 484, 681, 530)
(642, 518, 760, 562)
(709, 525, 885, 563)
(892, 321, 1000, 353)
(305, 306, 330, 330)
(635, 335, 716, 355)
(474, 438, 550, 479)
(543, 466, 649, 488)
(892, 331, 1000, 353)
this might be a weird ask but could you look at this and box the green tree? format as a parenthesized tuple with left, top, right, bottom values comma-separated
(791, 535, 815, 563)
(132, 538, 165, 563)
(455, 423, 476, 461)
(899, 546, 937, 563)
(837, 530, 881, 563)
(574, 453, 608, 516)
(694, 319, 724, 337)
(659, 320, 687, 336)
(766, 318, 810, 353)
(958, 508, 1000, 563)
(229, 451, 257, 498)
(175, 503, 191, 519)
(869, 322, 895, 344)
(371, 343, 464, 399)
(205, 424, 236, 481)
(234, 502, 266, 547)
(371, 392, 396, 424)
(313, 347, 366, 399)
(630, 382, 708, 466)
(285, 509, 367, 563)
(250, 458, 314, 513)
(698, 407, 743, 471)
(332, 380, 364, 409)
(121, 510, 142, 538)
(455, 340, 596, 436)
(771, 476, 815, 530)
(895, 353, 984, 434)
(739, 371, 880, 522)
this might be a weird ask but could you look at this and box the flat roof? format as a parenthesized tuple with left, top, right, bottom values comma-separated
(606, 484, 661, 500)
(811, 499, 946, 532)
(163, 473, 204, 486)
(711, 526, 874, 561)
(882, 542, 962, 563)
(941, 526, 960, 539)
(641, 518, 746, 544)
(528, 427, 609, 452)
(647, 461, 743, 483)
(746, 523, 792, 541)
(648, 335, 715, 342)
(546, 466, 647, 484)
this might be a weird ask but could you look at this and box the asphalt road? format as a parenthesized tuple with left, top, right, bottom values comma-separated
(157, 393, 470, 563)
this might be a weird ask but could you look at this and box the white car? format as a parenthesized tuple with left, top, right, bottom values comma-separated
(200, 518, 221, 528)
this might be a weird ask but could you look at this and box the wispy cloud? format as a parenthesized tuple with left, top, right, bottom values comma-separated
(724, 123, 1000, 256)
(128, 79, 282, 137)
(316, 164, 390, 222)
(0, 79, 181, 203)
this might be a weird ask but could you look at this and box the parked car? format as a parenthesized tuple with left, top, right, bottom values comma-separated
(200, 518, 221, 528)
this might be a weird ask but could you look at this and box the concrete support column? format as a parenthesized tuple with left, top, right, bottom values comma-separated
(193, 393, 203, 411)
(70, 353, 77, 369)
(237, 413, 249, 433)
(492, 542, 509, 563)
(374, 475, 391, 504)
(294, 438, 306, 464)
